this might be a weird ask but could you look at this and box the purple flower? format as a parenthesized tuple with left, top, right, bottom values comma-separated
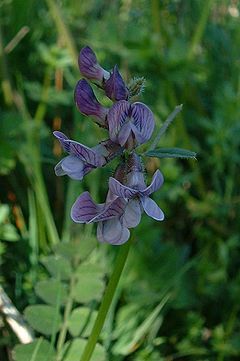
(104, 65, 129, 101)
(109, 154, 164, 221)
(71, 190, 131, 245)
(54, 131, 120, 180)
(78, 46, 110, 84)
(75, 79, 108, 127)
(108, 100, 155, 148)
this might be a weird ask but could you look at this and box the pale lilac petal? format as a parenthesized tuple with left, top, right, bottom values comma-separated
(108, 100, 130, 143)
(109, 177, 139, 199)
(55, 155, 87, 180)
(126, 171, 145, 190)
(141, 196, 164, 221)
(97, 219, 130, 245)
(104, 65, 128, 101)
(140, 170, 164, 196)
(78, 46, 109, 82)
(55, 159, 68, 176)
(131, 102, 155, 144)
(90, 197, 126, 222)
(122, 199, 142, 228)
(71, 192, 104, 223)
(74, 79, 108, 126)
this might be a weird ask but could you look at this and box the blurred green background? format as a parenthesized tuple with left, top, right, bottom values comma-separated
(0, 0, 240, 360)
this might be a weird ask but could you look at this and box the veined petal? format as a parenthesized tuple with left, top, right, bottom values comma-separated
(90, 197, 126, 223)
(118, 122, 132, 146)
(131, 102, 155, 145)
(78, 46, 110, 82)
(71, 191, 104, 223)
(122, 199, 142, 228)
(55, 155, 88, 180)
(75, 79, 108, 126)
(141, 196, 164, 221)
(54, 131, 105, 167)
(104, 65, 128, 101)
(140, 170, 164, 196)
(53, 131, 71, 153)
(65, 140, 106, 167)
(109, 177, 139, 199)
(108, 100, 130, 143)
(97, 219, 130, 245)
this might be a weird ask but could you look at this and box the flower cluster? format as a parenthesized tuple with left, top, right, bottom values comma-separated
(54, 46, 164, 245)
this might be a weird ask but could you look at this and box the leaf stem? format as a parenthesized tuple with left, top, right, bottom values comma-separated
(80, 238, 132, 361)
(56, 274, 75, 360)
(149, 105, 183, 151)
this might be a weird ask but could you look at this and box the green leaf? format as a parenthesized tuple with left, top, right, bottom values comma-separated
(35, 279, 68, 306)
(54, 236, 97, 261)
(68, 307, 98, 337)
(13, 338, 56, 361)
(73, 273, 105, 304)
(72, 262, 105, 304)
(145, 147, 197, 159)
(63, 338, 106, 361)
(24, 305, 62, 336)
(42, 255, 72, 280)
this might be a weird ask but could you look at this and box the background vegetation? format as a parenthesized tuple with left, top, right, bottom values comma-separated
(0, 0, 240, 360)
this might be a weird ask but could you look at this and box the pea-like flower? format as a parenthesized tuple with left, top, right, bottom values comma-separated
(108, 100, 155, 148)
(54, 131, 121, 180)
(75, 79, 108, 127)
(104, 65, 129, 101)
(78, 46, 110, 84)
(71, 190, 131, 245)
(109, 170, 164, 222)
(109, 153, 164, 221)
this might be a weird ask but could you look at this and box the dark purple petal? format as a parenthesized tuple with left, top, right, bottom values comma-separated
(97, 219, 130, 245)
(75, 79, 108, 126)
(55, 155, 92, 180)
(71, 191, 104, 223)
(130, 102, 155, 144)
(104, 65, 128, 101)
(78, 46, 110, 82)
(90, 196, 126, 223)
(109, 177, 139, 199)
(108, 100, 130, 143)
(140, 196, 164, 221)
(121, 199, 142, 228)
(140, 170, 164, 196)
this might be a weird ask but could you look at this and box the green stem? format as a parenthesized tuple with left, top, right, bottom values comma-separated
(56, 274, 75, 360)
(80, 238, 132, 361)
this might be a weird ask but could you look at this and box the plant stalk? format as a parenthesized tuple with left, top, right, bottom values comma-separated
(80, 238, 132, 361)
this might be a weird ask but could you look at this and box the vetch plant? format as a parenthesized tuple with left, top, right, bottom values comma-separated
(53, 46, 196, 361)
